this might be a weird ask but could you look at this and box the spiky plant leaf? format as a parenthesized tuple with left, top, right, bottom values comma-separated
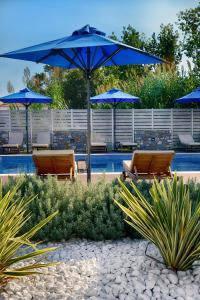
(115, 174, 200, 271)
(0, 178, 58, 287)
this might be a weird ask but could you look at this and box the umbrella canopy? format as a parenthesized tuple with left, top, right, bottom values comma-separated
(0, 25, 164, 68)
(91, 88, 140, 105)
(0, 88, 52, 153)
(91, 88, 140, 149)
(0, 24, 164, 182)
(176, 87, 200, 104)
(0, 88, 52, 105)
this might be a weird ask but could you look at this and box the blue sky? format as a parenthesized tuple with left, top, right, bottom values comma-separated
(0, 0, 197, 96)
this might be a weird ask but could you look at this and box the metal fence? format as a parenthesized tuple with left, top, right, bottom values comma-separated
(0, 108, 200, 146)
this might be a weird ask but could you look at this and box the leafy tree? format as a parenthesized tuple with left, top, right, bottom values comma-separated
(177, 3, 200, 75)
(22, 67, 31, 86)
(121, 25, 146, 50)
(7, 81, 14, 93)
(147, 23, 181, 64)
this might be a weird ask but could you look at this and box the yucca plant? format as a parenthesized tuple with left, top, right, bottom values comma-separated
(0, 179, 57, 287)
(115, 175, 200, 271)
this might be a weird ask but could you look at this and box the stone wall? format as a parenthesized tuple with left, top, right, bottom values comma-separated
(0, 130, 87, 153)
(53, 130, 86, 152)
(0, 129, 173, 152)
(0, 131, 8, 145)
(135, 130, 172, 150)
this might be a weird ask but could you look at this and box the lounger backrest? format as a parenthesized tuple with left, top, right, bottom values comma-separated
(9, 132, 23, 145)
(178, 134, 194, 145)
(131, 150, 175, 174)
(32, 150, 75, 176)
(36, 132, 51, 144)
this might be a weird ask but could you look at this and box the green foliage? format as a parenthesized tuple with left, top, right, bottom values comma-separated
(116, 175, 200, 271)
(0, 179, 57, 287)
(147, 23, 182, 64)
(4, 176, 127, 241)
(177, 3, 200, 76)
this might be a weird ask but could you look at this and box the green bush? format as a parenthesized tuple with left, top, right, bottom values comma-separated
(116, 175, 200, 271)
(4, 175, 200, 244)
(4, 176, 127, 241)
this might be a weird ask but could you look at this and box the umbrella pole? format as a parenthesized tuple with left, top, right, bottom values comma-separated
(86, 72, 91, 183)
(25, 104, 29, 153)
(114, 106, 116, 151)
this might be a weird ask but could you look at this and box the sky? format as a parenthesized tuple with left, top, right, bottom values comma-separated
(0, 0, 197, 96)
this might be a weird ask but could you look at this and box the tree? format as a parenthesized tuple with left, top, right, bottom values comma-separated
(7, 81, 14, 93)
(121, 25, 146, 50)
(22, 67, 31, 86)
(147, 23, 181, 65)
(177, 3, 200, 75)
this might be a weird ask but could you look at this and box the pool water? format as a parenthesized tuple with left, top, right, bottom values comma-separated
(0, 153, 200, 174)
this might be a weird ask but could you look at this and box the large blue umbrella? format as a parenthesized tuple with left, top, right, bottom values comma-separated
(0, 25, 164, 181)
(91, 88, 140, 149)
(176, 87, 200, 104)
(0, 88, 52, 153)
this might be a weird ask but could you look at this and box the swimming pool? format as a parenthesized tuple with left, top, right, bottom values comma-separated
(0, 153, 200, 174)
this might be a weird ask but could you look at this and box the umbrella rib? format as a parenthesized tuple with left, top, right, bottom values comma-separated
(67, 51, 80, 69)
(71, 49, 87, 69)
(91, 46, 98, 69)
(93, 46, 123, 71)
(36, 49, 83, 70)
(100, 46, 117, 66)
(36, 49, 60, 63)
(58, 50, 84, 70)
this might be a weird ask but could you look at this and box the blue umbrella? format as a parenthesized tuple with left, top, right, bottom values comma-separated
(91, 88, 140, 149)
(0, 25, 164, 181)
(0, 88, 52, 153)
(176, 87, 200, 104)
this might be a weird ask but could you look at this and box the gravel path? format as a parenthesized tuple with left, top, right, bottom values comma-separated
(1, 239, 200, 300)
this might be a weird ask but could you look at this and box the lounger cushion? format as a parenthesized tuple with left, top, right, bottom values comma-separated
(2, 144, 19, 148)
(91, 142, 107, 146)
(32, 143, 49, 148)
(179, 134, 200, 146)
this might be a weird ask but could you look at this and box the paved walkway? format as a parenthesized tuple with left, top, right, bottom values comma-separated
(1, 172, 200, 185)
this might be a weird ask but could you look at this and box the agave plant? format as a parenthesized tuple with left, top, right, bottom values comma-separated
(0, 179, 57, 287)
(115, 175, 200, 271)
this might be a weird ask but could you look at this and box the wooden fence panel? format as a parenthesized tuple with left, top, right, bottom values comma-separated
(173, 109, 192, 145)
(92, 109, 112, 143)
(31, 110, 51, 132)
(1, 108, 200, 147)
(10, 110, 27, 132)
(72, 109, 87, 129)
(134, 109, 152, 129)
(0, 110, 10, 130)
(53, 110, 71, 131)
(153, 109, 171, 130)
(193, 109, 200, 141)
(115, 109, 133, 142)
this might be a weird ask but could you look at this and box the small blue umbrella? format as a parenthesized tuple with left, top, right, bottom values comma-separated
(91, 88, 140, 149)
(0, 88, 52, 153)
(0, 25, 164, 181)
(176, 87, 200, 104)
(91, 88, 140, 105)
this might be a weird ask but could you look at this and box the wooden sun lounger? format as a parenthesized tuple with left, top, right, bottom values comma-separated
(122, 150, 175, 180)
(32, 132, 51, 150)
(32, 150, 77, 180)
(2, 132, 23, 154)
(91, 142, 107, 153)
